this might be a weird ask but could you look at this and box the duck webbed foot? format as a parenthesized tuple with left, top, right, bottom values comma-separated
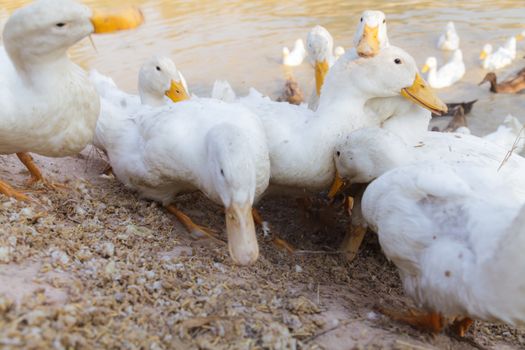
(450, 317, 474, 337)
(252, 208, 295, 254)
(378, 307, 445, 334)
(165, 204, 222, 242)
(0, 178, 30, 201)
(16, 153, 68, 191)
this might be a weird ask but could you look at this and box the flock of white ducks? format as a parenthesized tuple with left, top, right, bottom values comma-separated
(1, 0, 525, 339)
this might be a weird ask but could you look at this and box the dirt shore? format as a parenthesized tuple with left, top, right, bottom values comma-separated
(0, 150, 523, 349)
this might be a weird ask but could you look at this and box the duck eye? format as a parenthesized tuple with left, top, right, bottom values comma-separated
(56, 23, 66, 28)
(220, 169, 224, 176)
(383, 19, 386, 24)
(394, 58, 402, 64)
(360, 17, 363, 22)
(336, 151, 341, 157)
(156, 66, 161, 71)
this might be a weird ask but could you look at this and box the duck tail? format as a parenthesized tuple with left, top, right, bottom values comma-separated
(478, 204, 525, 326)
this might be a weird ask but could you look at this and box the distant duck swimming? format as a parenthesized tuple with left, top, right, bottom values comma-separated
(480, 36, 517, 70)
(422, 49, 465, 88)
(282, 38, 306, 66)
(479, 67, 525, 93)
(437, 21, 460, 51)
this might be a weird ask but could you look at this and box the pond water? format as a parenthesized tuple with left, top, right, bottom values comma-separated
(2, 0, 525, 134)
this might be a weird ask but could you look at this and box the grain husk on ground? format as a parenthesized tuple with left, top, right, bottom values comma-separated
(0, 149, 524, 349)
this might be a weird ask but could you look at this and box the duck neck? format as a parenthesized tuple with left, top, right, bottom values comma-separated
(316, 79, 370, 131)
(140, 92, 165, 107)
(489, 78, 498, 93)
(6, 44, 73, 86)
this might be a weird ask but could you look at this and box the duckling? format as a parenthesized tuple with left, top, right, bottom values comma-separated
(437, 21, 460, 51)
(480, 37, 516, 70)
(422, 49, 465, 88)
(282, 39, 306, 66)
(479, 68, 525, 93)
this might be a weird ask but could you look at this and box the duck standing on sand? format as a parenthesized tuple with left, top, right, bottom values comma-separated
(94, 57, 270, 266)
(0, 0, 143, 200)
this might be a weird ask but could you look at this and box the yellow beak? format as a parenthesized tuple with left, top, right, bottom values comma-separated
(516, 33, 524, 41)
(357, 24, 380, 58)
(421, 64, 430, 74)
(400, 73, 448, 116)
(225, 202, 259, 266)
(327, 169, 346, 199)
(479, 51, 487, 60)
(91, 7, 144, 34)
(315, 60, 330, 96)
(165, 80, 190, 103)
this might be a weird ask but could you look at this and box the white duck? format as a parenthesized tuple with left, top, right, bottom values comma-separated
(0, 0, 142, 200)
(348, 10, 436, 146)
(236, 46, 445, 196)
(352, 10, 390, 58)
(437, 21, 460, 51)
(480, 37, 516, 70)
(305, 25, 339, 100)
(331, 126, 525, 262)
(91, 55, 189, 152)
(333, 127, 525, 189)
(422, 49, 465, 88)
(362, 161, 525, 334)
(483, 115, 524, 154)
(95, 71, 270, 265)
(282, 38, 306, 66)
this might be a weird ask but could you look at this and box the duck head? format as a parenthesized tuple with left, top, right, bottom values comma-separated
(206, 125, 259, 266)
(4, 0, 143, 68)
(421, 56, 437, 73)
(138, 55, 189, 107)
(355, 47, 447, 115)
(354, 10, 389, 58)
(330, 127, 412, 197)
(306, 25, 334, 95)
(480, 44, 492, 60)
(479, 72, 499, 93)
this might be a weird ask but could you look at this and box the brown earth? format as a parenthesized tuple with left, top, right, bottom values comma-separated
(0, 149, 523, 349)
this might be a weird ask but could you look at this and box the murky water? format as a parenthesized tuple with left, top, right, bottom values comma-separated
(1, 0, 525, 134)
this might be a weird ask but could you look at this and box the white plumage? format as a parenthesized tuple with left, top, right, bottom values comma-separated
(483, 115, 524, 154)
(480, 37, 516, 70)
(94, 64, 270, 265)
(362, 162, 525, 326)
(422, 49, 465, 88)
(437, 22, 460, 51)
(233, 47, 444, 197)
(282, 38, 306, 66)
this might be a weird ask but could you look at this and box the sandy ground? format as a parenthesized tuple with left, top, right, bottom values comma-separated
(0, 149, 524, 350)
